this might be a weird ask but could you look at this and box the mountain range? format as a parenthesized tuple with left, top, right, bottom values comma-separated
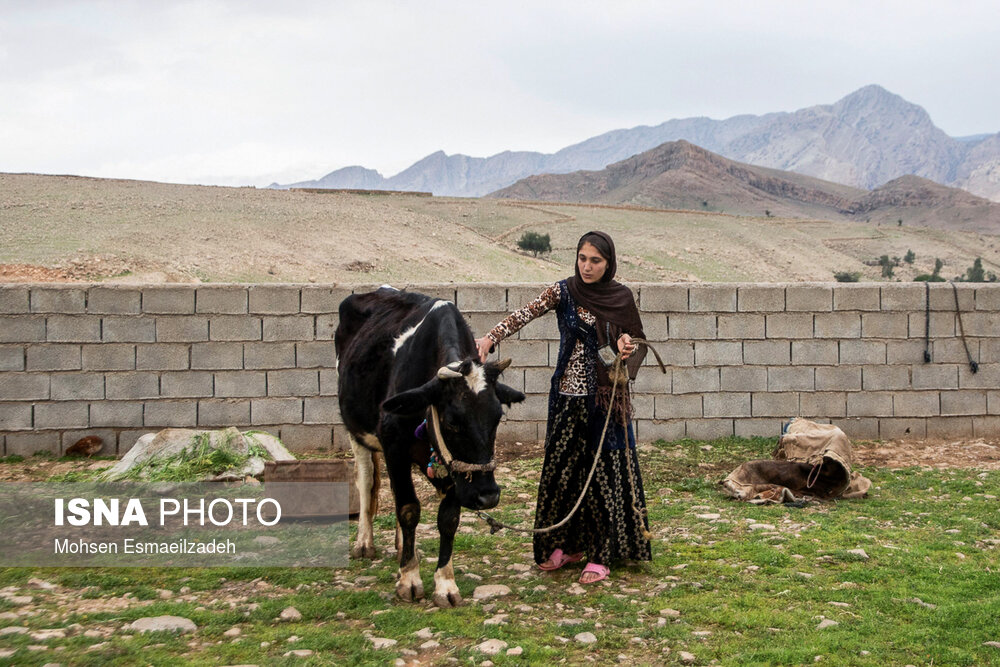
(271, 85, 1000, 203)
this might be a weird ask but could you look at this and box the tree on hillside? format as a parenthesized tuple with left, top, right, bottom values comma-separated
(517, 232, 551, 257)
(915, 257, 945, 282)
(879, 254, 895, 278)
(904, 250, 915, 264)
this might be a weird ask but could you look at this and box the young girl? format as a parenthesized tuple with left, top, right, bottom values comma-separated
(475, 231, 651, 583)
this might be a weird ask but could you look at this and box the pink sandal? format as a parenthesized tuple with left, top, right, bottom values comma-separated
(579, 562, 610, 584)
(538, 548, 584, 571)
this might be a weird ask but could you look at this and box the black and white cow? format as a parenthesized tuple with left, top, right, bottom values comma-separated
(336, 287, 525, 607)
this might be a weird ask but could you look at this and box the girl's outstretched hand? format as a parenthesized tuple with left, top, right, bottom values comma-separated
(475, 336, 493, 363)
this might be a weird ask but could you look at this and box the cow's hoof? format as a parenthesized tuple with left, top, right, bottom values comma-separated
(433, 591, 463, 608)
(396, 581, 424, 602)
(350, 542, 376, 559)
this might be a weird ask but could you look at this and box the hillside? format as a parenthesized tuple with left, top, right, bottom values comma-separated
(3, 173, 999, 286)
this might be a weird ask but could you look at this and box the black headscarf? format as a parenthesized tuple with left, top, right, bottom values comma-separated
(566, 231, 647, 379)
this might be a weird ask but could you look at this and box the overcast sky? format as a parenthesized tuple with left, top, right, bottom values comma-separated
(2, 0, 998, 187)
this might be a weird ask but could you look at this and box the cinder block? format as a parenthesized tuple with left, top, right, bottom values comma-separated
(880, 284, 924, 311)
(786, 285, 832, 312)
(940, 390, 987, 416)
(87, 287, 141, 314)
(331, 425, 351, 452)
(136, 344, 190, 371)
(686, 419, 734, 440)
(315, 314, 340, 341)
(641, 313, 670, 341)
(319, 369, 339, 396)
(632, 368, 670, 393)
(768, 367, 815, 391)
(249, 286, 300, 314)
(734, 418, 784, 438)
(209, 316, 262, 341)
(102, 316, 156, 343)
(694, 341, 742, 366)
(142, 287, 196, 314)
(847, 391, 893, 417)
(813, 312, 861, 339)
(59, 429, 116, 456)
(839, 340, 885, 365)
(930, 338, 974, 364)
(244, 342, 296, 369)
(279, 425, 333, 452)
(515, 314, 559, 340)
(861, 313, 908, 338)
(499, 393, 543, 421)
(958, 363, 1000, 389)
(507, 284, 551, 311)
(893, 391, 940, 417)
(407, 285, 456, 302)
(833, 285, 880, 311)
(978, 340, 1000, 363)
(161, 371, 214, 398)
(929, 284, 973, 311)
(721, 367, 767, 392)
(640, 285, 688, 312)
(5, 431, 60, 455)
(0, 373, 49, 400)
(738, 286, 784, 312)
(27, 344, 82, 371)
(0, 317, 46, 343)
(118, 430, 153, 456)
(456, 284, 507, 312)
(46, 315, 101, 343)
(669, 314, 717, 340)
(497, 367, 525, 393)
(191, 342, 244, 370)
(106, 372, 160, 400)
(751, 392, 799, 417)
(976, 285, 1000, 310)
(496, 340, 549, 366)
(646, 341, 694, 367)
(862, 365, 910, 391)
(990, 391, 1000, 415)
(524, 367, 554, 393)
(911, 364, 958, 390)
(196, 287, 249, 314)
(791, 340, 838, 366)
(34, 402, 89, 429)
(267, 370, 319, 396)
(743, 340, 790, 366)
(973, 416, 1000, 438)
(832, 418, 879, 441)
(31, 287, 86, 313)
(304, 397, 340, 423)
(703, 393, 751, 418)
(908, 312, 956, 338)
(252, 398, 303, 425)
(50, 373, 104, 400)
(886, 340, 927, 364)
(926, 417, 973, 439)
(654, 394, 703, 419)
(0, 403, 33, 430)
(82, 344, 134, 371)
(497, 420, 539, 445)
(144, 400, 198, 427)
(635, 419, 686, 443)
(0, 346, 25, 371)
(800, 392, 847, 418)
(197, 399, 251, 427)
(815, 366, 861, 391)
(0, 287, 30, 314)
(156, 317, 209, 342)
(689, 286, 736, 312)
(296, 342, 336, 369)
(962, 313, 1000, 337)
(672, 368, 719, 394)
(263, 316, 314, 341)
(765, 313, 813, 338)
(465, 312, 508, 341)
(718, 314, 765, 340)
(879, 418, 926, 439)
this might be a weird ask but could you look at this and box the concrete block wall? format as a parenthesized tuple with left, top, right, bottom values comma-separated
(2, 282, 999, 456)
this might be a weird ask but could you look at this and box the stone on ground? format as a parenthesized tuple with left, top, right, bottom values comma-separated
(127, 616, 197, 634)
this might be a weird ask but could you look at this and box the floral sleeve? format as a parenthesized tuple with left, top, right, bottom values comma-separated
(487, 283, 560, 344)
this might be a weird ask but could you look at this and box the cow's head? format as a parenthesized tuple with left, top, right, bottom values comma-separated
(381, 359, 526, 510)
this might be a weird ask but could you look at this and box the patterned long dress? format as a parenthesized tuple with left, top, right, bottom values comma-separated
(487, 280, 652, 566)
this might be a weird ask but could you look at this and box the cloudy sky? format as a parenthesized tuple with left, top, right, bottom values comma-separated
(2, 0, 998, 187)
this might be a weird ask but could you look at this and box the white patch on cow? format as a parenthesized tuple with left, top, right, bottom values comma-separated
(398, 554, 422, 591)
(360, 432, 382, 452)
(433, 559, 460, 601)
(465, 364, 487, 394)
(392, 300, 448, 355)
(380, 284, 398, 291)
(350, 435, 376, 558)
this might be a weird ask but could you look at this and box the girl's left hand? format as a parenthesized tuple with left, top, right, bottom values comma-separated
(618, 333, 635, 360)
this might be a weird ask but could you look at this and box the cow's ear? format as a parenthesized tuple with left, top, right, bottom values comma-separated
(382, 379, 441, 415)
(495, 383, 526, 407)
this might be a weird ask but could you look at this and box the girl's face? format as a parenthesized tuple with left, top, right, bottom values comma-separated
(577, 242, 608, 283)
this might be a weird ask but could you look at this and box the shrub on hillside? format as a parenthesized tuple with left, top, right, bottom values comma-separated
(517, 232, 552, 257)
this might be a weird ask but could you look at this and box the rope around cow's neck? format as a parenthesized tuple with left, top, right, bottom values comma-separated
(473, 338, 664, 538)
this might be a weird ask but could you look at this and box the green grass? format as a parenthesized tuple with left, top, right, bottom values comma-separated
(1, 438, 999, 665)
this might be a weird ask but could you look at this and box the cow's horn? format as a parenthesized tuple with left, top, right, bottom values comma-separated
(437, 366, 463, 379)
(496, 358, 512, 372)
